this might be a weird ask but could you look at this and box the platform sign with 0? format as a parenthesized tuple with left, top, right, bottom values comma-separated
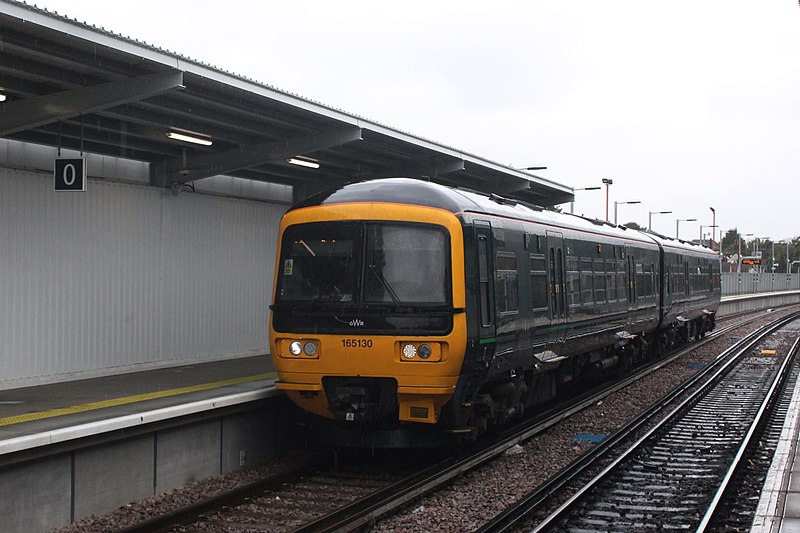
(54, 158, 87, 191)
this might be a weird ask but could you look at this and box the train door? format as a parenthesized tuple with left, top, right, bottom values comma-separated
(475, 222, 496, 343)
(546, 231, 566, 346)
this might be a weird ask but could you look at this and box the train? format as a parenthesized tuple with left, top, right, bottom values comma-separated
(269, 178, 721, 447)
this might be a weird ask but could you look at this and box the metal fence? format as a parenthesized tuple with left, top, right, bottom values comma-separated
(722, 272, 800, 296)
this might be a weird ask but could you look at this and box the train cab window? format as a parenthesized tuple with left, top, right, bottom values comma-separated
(364, 224, 448, 304)
(530, 254, 548, 312)
(274, 221, 452, 335)
(496, 252, 519, 313)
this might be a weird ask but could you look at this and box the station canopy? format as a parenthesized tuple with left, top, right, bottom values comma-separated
(0, 1, 573, 206)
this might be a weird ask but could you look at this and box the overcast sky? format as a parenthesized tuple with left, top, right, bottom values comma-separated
(31, 0, 800, 241)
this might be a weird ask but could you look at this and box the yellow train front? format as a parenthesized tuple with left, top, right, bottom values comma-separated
(269, 179, 470, 447)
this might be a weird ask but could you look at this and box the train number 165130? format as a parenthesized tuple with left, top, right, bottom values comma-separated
(342, 339, 373, 348)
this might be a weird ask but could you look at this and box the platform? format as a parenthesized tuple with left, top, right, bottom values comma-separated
(0, 355, 277, 455)
(752, 353, 800, 533)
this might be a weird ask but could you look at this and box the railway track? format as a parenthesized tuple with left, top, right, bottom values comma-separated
(112, 311, 770, 533)
(482, 311, 800, 532)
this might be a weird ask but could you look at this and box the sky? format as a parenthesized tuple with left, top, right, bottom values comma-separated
(27, 0, 800, 242)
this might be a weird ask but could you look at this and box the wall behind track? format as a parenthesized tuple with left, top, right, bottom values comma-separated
(0, 168, 285, 389)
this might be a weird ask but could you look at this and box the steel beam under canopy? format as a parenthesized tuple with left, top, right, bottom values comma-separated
(0, 70, 185, 137)
(388, 157, 466, 180)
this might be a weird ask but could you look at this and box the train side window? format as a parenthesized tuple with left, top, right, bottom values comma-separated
(580, 258, 593, 309)
(616, 260, 626, 301)
(711, 261, 719, 289)
(566, 256, 581, 310)
(496, 252, 519, 313)
(606, 259, 616, 302)
(635, 262, 646, 298)
(530, 253, 548, 312)
(677, 263, 685, 294)
(626, 256, 635, 303)
(478, 236, 492, 326)
(593, 259, 606, 303)
(684, 261, 690, 295)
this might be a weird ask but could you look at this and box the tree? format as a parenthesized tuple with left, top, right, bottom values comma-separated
(623, 221, 644, 231)
(771, 236, 800, 273)
(721, 229, 739, 257)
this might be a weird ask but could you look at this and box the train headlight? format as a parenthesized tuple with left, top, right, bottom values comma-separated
(418, 344, 432, 359)
(402, 343, 417, 359)
(289, 341, 303, 355)
(303, 341, 318, 356)
(398, 341, 442, 362)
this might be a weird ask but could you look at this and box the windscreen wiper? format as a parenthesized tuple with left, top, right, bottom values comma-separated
(367, 264, 405, 309)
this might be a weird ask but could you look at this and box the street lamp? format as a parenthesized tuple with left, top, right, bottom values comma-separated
(570, 186, 601, 214)
(614, 200, 641, 225)
(648, 210, 672, 231)
(602, 178, 613, 222)
(676, 218, 697, 239)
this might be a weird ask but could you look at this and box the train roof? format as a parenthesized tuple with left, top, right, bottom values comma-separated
(292, 178, 717, 255)
(643, 231, 719, 258)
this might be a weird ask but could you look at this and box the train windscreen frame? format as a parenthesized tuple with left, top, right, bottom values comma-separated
(272, 221, 453, 335)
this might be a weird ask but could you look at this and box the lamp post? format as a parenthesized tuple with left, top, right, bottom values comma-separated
(738, 232, 753, 272)
(785, 240, 791, 275)
(614, 200, 641, 225)
(709, 207, 716, 247)
(602, 178, 613, 222)
(772, 240, 776, 273)
(753, 237, 767, 258)
(570, 186, 601, 214)
(676, 218, 697, 239)
(648, 210, 672, 231)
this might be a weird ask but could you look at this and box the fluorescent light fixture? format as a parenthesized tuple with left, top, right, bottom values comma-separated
(287, 156, 320, 169)
(0, 92, 6, 102)
(166, 130, 212, 146)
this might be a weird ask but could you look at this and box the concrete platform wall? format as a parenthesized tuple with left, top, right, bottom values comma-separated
(0, 397, 303, 533)
(718, 291, 800, 317)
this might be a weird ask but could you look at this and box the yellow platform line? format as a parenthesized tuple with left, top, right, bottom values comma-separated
(0, 372, 277, 427)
